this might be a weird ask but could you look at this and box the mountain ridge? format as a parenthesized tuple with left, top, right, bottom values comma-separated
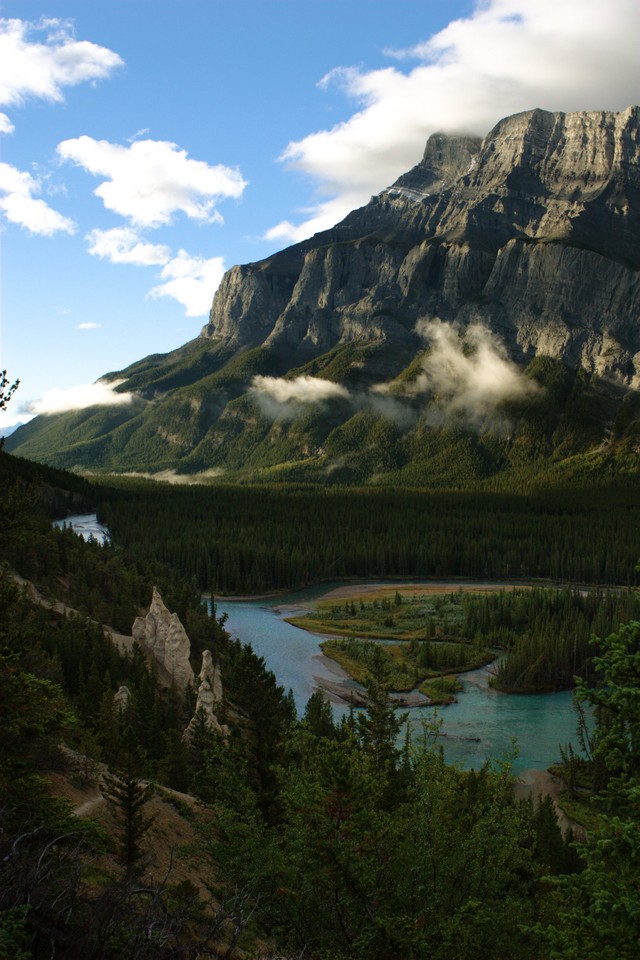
(8, 106, 640, 487)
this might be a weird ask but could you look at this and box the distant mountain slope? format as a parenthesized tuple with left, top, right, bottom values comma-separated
(8, 107, 640, 488)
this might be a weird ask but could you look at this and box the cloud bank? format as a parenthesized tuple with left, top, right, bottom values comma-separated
(59, 136, 247, 315)
(0, 17, 123, 110)
(250, 323, 536, 430)
(28, 379, 135, 416)
(410, 319, 537, 425)
(0, 17, 122, 237)
(148, 251, 227, 317)
(0, 160, 76, 235)
(251, 374, 350, 420)
(86, 227, 171, 267)
(268, 0, 640, 242)
(85, 228, 226, 316)
(57, 136, 247, 228)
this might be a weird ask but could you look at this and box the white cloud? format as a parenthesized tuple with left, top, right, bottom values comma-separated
(29, 378, 135, 415)
(0, 160, 76, 235)
(57, 136, 247, 228)
(0, 112, 14, 134)
(269, 0, 640, 242)
(265, 194, 366, 245)
(412, 319, 537, 423)
(0, 17, 122, 108)
(251, 374, 350, 420)
(87, 227, 170, 266)
(148, 250, 227, 316)
(76, 322, 101, 330)
(252, 374, 350, 405)
(86, 230, 225, 317)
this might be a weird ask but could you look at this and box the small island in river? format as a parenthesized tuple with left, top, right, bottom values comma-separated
(286, 582, 504, 706)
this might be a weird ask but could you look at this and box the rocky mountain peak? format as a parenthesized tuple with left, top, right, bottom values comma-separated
(391, 131, 482, 199)
(7, 106, 640, 487)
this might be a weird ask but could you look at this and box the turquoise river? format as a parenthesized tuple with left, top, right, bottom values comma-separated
(215, 583, 582, 776)
(54, 516, 583, 776)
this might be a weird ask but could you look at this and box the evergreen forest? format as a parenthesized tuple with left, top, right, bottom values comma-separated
(95, 478, 640, 593)
(1, 443, 640, 958)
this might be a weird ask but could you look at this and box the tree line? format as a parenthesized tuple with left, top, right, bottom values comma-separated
(95, 479, 640, 593)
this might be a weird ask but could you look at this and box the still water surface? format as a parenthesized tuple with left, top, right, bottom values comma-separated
(215, 585, 580, 776)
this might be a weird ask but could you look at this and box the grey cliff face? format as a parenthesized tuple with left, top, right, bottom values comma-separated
(7, 106, 640, 481)
(201, 107, 640, 385)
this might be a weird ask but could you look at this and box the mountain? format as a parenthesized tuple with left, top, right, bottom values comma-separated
(8, 106, 640, 488)
(0, 421, 26, 438)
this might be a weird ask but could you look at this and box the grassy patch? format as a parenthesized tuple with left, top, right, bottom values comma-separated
(287, 587, 472, 642)
(320, 634, 493, 697)
(419, 674, 463, 705)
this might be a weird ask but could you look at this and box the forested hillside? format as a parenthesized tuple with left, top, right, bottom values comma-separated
(2, 448, 640, 957)
(96, 479, 640, 593)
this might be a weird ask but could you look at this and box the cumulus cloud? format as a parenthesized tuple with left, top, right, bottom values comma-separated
(85, 230, 223, 316)
(57, 136, 247, 228)
(411, 319, 537, 424)
(87, 227, 170, 266)
(269, 0, 640, 242)
(28, 378, 135, 415)
(76, 322, 101, 330)
(251, 374, 350, 419)
(0, 112, 14, 134)
(0, 17, 123, 111)
(148, 250, 227, 317)
(0, 160, 76, 235)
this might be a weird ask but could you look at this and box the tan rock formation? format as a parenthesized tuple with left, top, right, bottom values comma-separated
(185, 649, 228, 740)
(113, 684, 131, 712)
(199, 649, 223, 703)
(132, 587, 195, 691)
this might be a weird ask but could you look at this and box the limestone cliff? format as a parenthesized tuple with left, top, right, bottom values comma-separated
(201, 107, 640, 384)
(132, 587, 195, 691)
(8, 106, 640, 486)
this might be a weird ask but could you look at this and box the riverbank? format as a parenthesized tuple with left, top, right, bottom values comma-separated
(211, 576, 552, 605)
(514, 769, 586, 837)
(216, 593, 582, 773)
(284, 581, 502, 704)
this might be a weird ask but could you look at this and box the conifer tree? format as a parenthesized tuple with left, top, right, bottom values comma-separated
(102, 734, 153, 873)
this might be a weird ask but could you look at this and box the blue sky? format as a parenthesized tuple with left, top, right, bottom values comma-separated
(1, 0, 638, 429)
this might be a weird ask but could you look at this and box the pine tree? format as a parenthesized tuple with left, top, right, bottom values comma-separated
(101, 734, 153, 873)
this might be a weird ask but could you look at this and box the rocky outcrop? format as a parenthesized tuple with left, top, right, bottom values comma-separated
(201, 106, 640, 383)
(184, 649, 228, 740)
(132, 587, 195, 691)
(199, 649, 223, 703)
(113, 685, 131, 712)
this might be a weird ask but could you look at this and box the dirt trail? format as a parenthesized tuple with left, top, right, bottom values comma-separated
(8, 572, 177, 686)
(74, 796, 106, 817)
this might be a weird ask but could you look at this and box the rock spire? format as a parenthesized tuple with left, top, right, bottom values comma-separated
(132, 587, 195, 691)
